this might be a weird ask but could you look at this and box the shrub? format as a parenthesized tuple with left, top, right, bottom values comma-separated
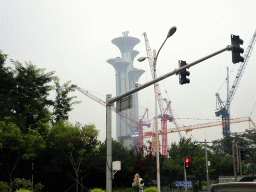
(132, 185, 139, 191)
(0, 181, 10, 192)
(144, 186, 157, 192)
(13, 178, 32, 190)
(123, 187, 136, 192)
(15, 189, 32, 192)
(10, 178, 44, 192)
(34, 182, 44, 192)
(90, 188, 106, 192)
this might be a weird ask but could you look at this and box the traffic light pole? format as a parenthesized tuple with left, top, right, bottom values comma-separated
(108, 45, 232, 104)
(106, 45, 232, 192)
(184, 161, 187, 192)
(239, 147, 242, 176)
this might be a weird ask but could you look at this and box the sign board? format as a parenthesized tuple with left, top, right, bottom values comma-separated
(116, 95, 133, 112)
(112, 161, 121, 171)
(175, 181, 192, 188)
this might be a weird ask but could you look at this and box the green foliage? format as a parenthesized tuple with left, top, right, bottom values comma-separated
(129, 141, 166, 184)
(0, 181, 9, 192)
(47, 120, 99, 189)
(13, 178, 32, 190)
(0, 117, 46, 160)
(49, 120, 99, 157)
(89, 139, 134, 179)
(164, 137, 235, 178)
(164, 137, 205, 178)
(90, 188, 106, 192)
(8, 60, 55, 133)
(15, 189, 32, 192)
(132, 185, 139, 191)
(33, 183, 44, 192)
(51, 78, 80, 125)
(122, 187, 136, 192)
(144, 186, 157, 192)
(11, 177, 44, 192)
(0, 50, 80, 136)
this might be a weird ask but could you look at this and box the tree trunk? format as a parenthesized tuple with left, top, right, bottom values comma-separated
(76, 172, 79, 192)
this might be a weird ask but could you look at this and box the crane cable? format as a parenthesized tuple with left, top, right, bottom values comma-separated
(216, 65, 238, 93)
(249, 102, 256, 118)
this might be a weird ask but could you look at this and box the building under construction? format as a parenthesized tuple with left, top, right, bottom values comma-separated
(107, 31, 145, 148)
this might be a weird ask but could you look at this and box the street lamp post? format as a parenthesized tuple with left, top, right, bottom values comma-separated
(138, 26, 177, 192)
(194, 140, 211, 190)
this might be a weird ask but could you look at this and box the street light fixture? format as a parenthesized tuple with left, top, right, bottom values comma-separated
(167, 26, 177, 38)
(137, 57, 149, 62)
(137, 26, 177, 192)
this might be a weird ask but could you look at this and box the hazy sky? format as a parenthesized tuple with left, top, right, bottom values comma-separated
(1, 0, 256, 146)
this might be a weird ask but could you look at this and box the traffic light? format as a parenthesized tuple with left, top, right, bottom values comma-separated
(179, 60, 190, 85)
(241, 149, 246, 160)
(185, 157, 190, 169)
(231, 34, 244, 64)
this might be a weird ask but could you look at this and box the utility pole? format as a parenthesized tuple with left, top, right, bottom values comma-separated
(239, 147, 242, 176)
(232, 140, 237, 182)
(106, 94, 112, 192)
(194, 140, 211, 190)
(205, 139, 209, 189)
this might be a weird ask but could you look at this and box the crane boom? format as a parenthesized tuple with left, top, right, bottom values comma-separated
(76, 86, 138, 123)
(163, 98, 183, 137)
(167, 117, 254, 134)
(215, 30, 256, 138)
(142, 32, 184, 155)
(142, 32, 183, 137)
(228, 30, 256, 104)
(119, 116, 254, 140)
(142, 32, 165, 115)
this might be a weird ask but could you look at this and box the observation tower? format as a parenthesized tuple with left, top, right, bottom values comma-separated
(107, 31, 145, 148)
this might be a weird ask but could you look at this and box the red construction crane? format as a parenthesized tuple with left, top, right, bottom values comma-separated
(76, 86, 151, 150)
(142, 32, 183, 156)
(136, 108, 150, 151)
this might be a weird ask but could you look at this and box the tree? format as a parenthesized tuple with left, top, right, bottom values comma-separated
(0, 117, 45, 191)
(48, 120, 99, 192)
(1, 59, 56, 134)
(51, 78, 80, 125)
(88, 139, 136, 188)
(0, 50, 80, 135)
(0, 51, 16, 120)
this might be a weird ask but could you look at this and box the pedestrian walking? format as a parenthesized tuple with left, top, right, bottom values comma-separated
(139, 178, 144, 192)
(193, 181, 197, 192)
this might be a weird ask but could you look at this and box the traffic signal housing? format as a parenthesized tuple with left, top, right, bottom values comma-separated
(185, 157, 190, 169)
(179, 60, 190, 85)
(241, 149, 246, 160)
(231, 34, 244, 64)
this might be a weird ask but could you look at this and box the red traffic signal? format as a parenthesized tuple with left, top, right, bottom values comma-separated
(185, 157, 190, 169)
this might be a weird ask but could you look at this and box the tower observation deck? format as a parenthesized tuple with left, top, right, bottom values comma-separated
(107, 31, 145, 148)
